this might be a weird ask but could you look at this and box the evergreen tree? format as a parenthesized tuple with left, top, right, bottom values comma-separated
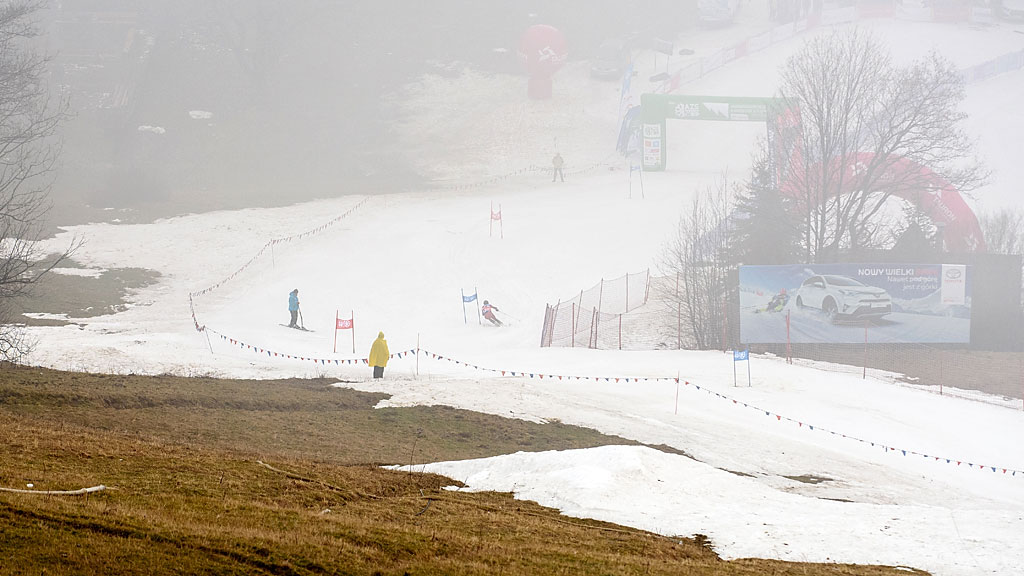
(729, 157, 801, 265)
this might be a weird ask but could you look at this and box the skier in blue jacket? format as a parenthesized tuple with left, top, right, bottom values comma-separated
(287, 289, 300, 328)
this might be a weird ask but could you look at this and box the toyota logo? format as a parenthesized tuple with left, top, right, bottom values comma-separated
(945, 269, 962, 279)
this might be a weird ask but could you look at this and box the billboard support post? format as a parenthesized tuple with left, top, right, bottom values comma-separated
(939, 353, 944, 396)
(786, 310, 792, 364)
(863, 320, 868, 380)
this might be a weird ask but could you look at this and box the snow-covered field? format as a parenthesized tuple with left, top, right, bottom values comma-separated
(27, 12, 1024, 576)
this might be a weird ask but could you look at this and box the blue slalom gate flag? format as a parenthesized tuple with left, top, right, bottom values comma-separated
(462, 288, 481, 324)
(733, 348, 751, 387)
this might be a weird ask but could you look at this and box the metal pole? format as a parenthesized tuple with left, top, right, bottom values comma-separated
(575, 289, 583, 335)
(675, 374, 680, 415)
(676, 271, 681, 350)
(863, 320, 868, 380)
(476, 286, 481, 324)
(786, 310, 792, 364)
(571, 303, 575, 347)
(644, 268, 650, 304)
(334, 310, 339, 353)
(462, 289, 467, 324)
(939, 350, 944, 396)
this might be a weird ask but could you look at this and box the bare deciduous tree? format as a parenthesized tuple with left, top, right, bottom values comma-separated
(771, 28, 986, 261)
(660, 179, 734, 350)
(0, 1, 77, 361)
(978, 208, 1024, 256)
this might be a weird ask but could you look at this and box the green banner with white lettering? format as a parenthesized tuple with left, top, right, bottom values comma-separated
(639, 94, 789, 171)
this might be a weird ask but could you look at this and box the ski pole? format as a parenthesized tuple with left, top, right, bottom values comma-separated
(298, 305, 305, 329)
(497, 310, 520, 322)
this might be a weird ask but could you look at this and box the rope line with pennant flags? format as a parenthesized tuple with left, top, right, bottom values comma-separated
(188, 197, 369, 299)
(192, 330, 1024, 479)
(672, 377, 1024, 479)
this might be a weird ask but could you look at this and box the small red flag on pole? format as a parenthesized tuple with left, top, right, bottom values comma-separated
(334, 310, 355, 353)
(490, 202, 502, 238)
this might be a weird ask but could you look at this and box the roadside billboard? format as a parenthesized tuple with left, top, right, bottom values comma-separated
(739, 264, 971, 344)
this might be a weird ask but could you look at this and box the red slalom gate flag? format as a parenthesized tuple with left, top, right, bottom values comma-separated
(335, 310, 355, 354)
(490, 201, 503, 238)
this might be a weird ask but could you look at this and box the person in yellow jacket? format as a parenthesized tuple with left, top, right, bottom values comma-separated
(368, 331, 389, 379)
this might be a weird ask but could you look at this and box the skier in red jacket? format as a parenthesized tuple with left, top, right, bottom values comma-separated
(481, 300, 502, 326)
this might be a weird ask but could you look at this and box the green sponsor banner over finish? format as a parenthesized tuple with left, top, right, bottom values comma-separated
(640, 94, 785, 122)
(639, 94, 790, 171)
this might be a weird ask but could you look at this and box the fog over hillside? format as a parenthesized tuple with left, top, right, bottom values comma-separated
(46, 0, 698, 226)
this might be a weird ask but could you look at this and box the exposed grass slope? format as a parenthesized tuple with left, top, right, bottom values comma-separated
(0, 364, 927, 575)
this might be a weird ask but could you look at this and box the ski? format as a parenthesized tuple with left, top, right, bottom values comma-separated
(280, 324, 314, 332)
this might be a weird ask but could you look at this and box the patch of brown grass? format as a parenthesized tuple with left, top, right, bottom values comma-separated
(0, 364, 929, 575)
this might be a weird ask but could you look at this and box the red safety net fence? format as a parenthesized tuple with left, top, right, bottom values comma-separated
(540, 270, 666, 349)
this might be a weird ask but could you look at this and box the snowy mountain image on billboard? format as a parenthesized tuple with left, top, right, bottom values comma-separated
(739, 264, 970, 344)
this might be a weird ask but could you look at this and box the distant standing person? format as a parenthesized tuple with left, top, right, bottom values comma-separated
(369, 331, 389, 378)
(287, 289, 300, 328)
(552, 152, 565, 182)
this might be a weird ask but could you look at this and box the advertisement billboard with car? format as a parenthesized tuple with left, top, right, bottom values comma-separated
(739, 263, 971, 344)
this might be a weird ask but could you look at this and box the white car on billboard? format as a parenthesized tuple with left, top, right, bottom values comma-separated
(794, 274, 892, 323)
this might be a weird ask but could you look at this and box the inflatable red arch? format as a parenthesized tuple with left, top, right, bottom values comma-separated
(778, 150, 986, 253)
